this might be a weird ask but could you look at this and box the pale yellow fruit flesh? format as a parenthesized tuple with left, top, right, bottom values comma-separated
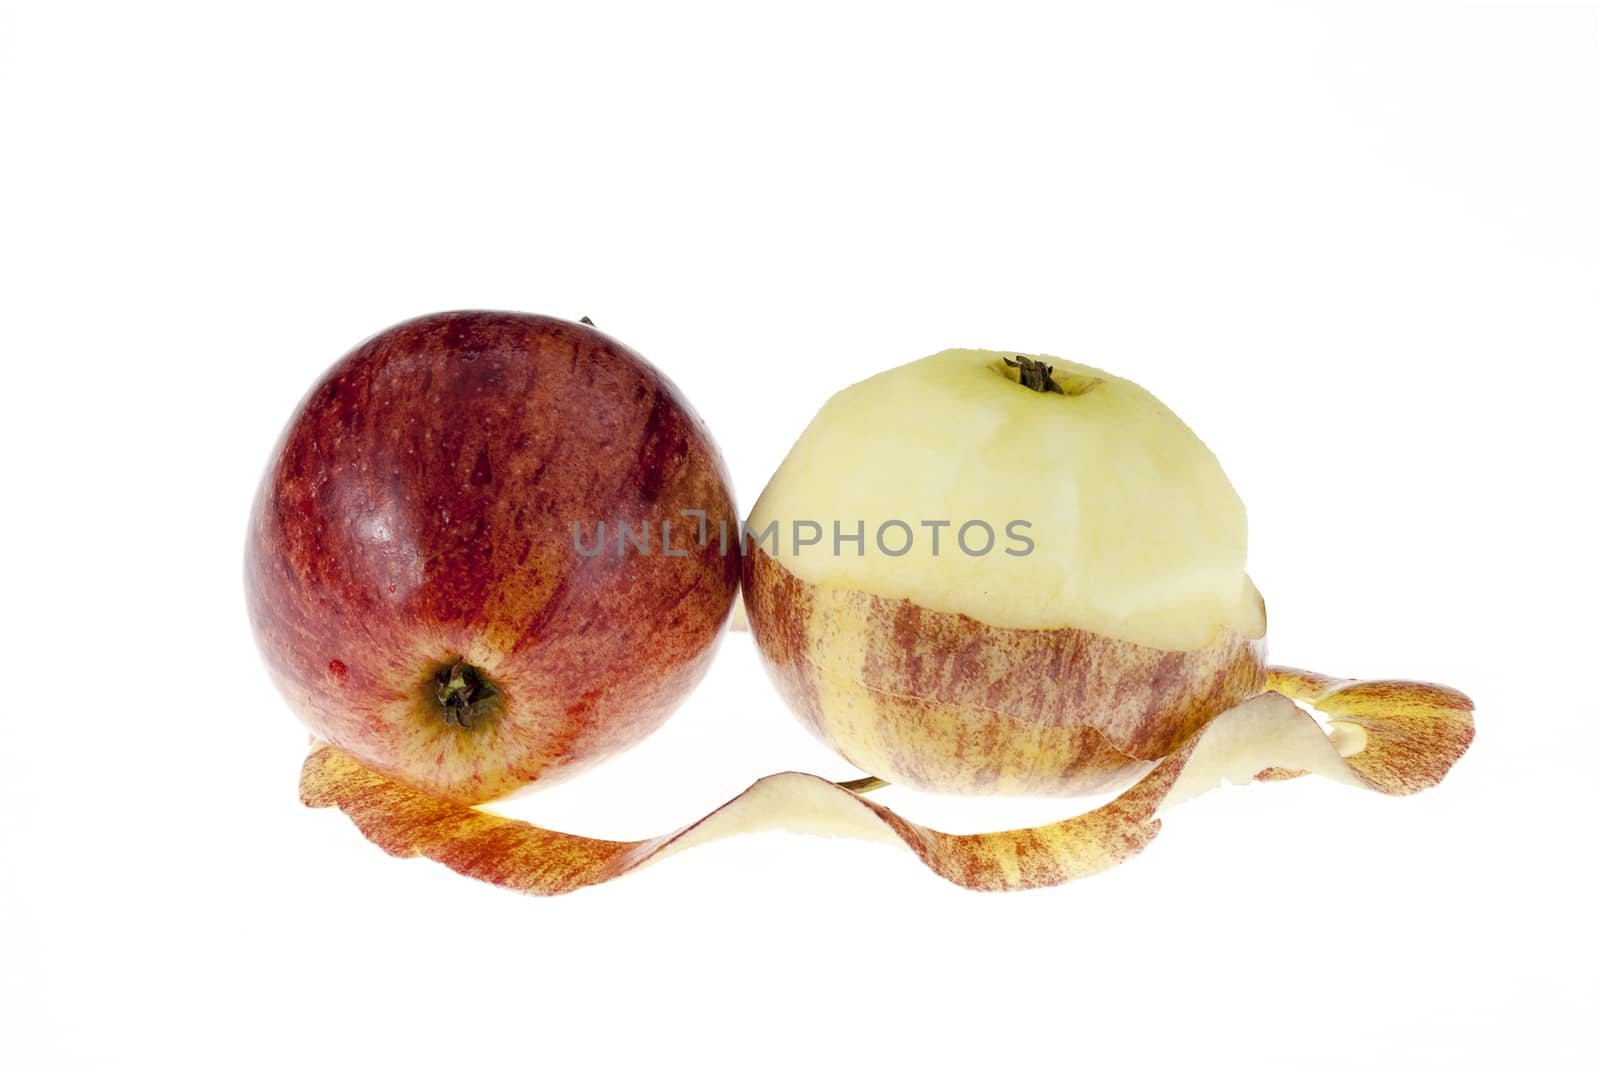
(748, 348, 1264, 651)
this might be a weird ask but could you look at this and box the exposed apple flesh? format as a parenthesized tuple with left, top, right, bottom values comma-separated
(299, 671, 1473, 894)
(247, 311, 739, 805)
(746, 348, 1265, 649)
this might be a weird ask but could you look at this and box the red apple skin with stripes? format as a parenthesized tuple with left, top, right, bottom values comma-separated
(246, 311, 740, 805)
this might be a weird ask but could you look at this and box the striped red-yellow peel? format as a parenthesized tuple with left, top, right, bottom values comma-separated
(299, 669, 1473, 894)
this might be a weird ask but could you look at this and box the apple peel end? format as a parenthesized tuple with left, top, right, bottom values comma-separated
(299, 668, 1473, 895)
(1263, 666, 1475, 796)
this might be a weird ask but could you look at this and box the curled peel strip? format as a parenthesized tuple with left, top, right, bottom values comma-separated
(299, 668, 1474, 894)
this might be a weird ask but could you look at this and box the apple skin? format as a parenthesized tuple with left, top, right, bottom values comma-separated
(246, 311, 739, 805)
(742, 540, 1268, 796)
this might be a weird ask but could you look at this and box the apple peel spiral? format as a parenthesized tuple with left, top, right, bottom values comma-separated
(298, 668, 1472, 893)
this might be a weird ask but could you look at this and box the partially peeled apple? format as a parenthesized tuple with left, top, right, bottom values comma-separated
(284, 341, 1474, 894)
(743, 348, 1271, 797)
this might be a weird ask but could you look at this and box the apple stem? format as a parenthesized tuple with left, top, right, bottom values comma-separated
(835, 775, 889, 794)
(1003, 355, 1065, 394)
(1002, 355, 1103, 397)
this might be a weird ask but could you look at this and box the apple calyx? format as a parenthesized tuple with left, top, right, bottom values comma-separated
(430, 660, 501, 730)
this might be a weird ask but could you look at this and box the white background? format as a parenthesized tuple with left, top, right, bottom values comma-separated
(3, 2, 1596, 1064)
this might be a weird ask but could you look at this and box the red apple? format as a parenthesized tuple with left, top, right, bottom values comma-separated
(246, 311, 739, 804)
